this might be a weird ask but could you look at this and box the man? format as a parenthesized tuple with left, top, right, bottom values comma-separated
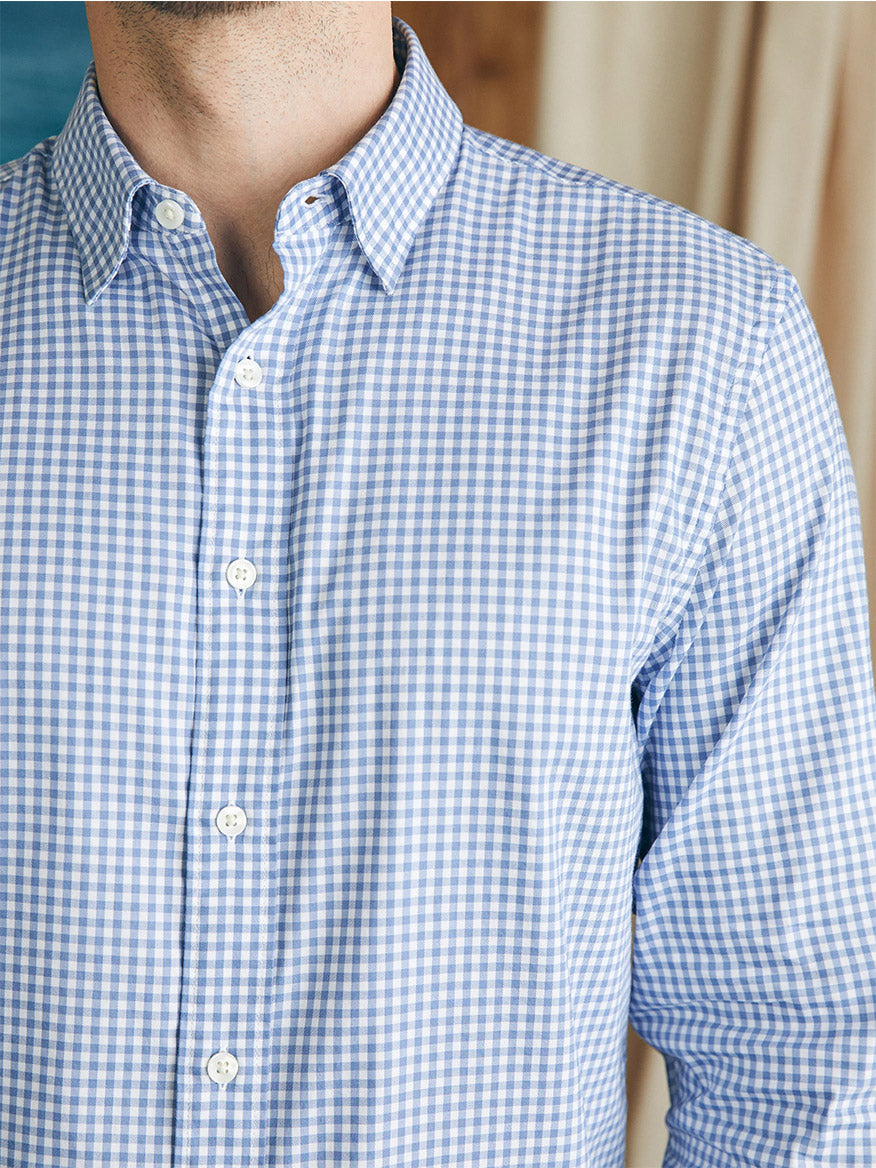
(1, 3, 875, 1165)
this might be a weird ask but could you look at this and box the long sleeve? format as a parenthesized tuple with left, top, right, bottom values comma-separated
(630, 269, 876, 1166)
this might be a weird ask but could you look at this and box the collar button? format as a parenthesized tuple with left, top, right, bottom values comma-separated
(155, 199, 185, 230)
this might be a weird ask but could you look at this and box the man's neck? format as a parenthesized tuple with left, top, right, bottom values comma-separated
(84, 1, 400, 321)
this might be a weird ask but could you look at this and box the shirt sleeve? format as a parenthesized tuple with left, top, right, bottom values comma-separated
(629, 267, 876, 1167)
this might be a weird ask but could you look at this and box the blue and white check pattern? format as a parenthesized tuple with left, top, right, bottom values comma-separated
(2, 15, 876, 1167)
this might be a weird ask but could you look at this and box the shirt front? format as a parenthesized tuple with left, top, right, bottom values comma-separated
(3, 16, 876, 1168)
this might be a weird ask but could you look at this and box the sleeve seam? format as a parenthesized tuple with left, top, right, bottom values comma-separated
(633, 263, 796, 757)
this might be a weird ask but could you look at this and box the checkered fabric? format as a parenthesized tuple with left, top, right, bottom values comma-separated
(2, 15, 876, 1168)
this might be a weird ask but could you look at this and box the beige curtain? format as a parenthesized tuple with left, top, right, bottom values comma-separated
(535, 4, 876, 1166)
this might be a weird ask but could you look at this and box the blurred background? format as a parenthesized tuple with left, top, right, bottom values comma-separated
(2, 2, 874, 1164)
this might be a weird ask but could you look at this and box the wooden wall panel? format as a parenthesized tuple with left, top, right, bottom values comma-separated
(391, 2, 545, 147)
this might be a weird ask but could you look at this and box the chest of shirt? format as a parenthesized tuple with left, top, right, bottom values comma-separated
(1, 266, 667, 773)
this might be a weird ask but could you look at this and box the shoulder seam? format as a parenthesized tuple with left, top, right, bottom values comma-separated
(634, 260, 792, 713)
(461, 124, 604, 190)
(459, 125, 784, 275)
(0, 156, 27, 190)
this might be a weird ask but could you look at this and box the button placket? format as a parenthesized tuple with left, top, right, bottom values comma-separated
(189, 216, 319, 1108)
(208, 343, 264, 1076)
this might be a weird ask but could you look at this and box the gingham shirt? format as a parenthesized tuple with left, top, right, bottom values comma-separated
(3, 15, 876, 1168)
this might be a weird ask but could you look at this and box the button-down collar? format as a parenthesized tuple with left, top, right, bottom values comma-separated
(51, 16, 463, 304)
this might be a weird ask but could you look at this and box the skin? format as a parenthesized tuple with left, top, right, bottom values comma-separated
(84, 1, 400, 322)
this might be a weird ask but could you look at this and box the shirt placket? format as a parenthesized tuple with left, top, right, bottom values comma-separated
(172, 185, 338, 1168)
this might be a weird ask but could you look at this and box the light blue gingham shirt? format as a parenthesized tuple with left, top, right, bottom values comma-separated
(3, 16, 876, 1168)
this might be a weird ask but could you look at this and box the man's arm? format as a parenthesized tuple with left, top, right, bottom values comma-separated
(630, 269, 876, 1166)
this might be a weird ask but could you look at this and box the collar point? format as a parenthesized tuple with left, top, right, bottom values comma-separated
(378, 272, 400, 298)
(81, 277, 100, 307)
(80, 262, 111, 306)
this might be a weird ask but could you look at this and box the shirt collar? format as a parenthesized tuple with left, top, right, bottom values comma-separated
(51, 16, 463, 304)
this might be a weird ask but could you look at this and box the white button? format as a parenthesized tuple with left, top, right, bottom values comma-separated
(216, 803, 247, 839)
(155, 199, 185, 229)
(234, 357, 263, 389)
(206, 1050, 239, 1086)
(225, 557, 257, 596)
